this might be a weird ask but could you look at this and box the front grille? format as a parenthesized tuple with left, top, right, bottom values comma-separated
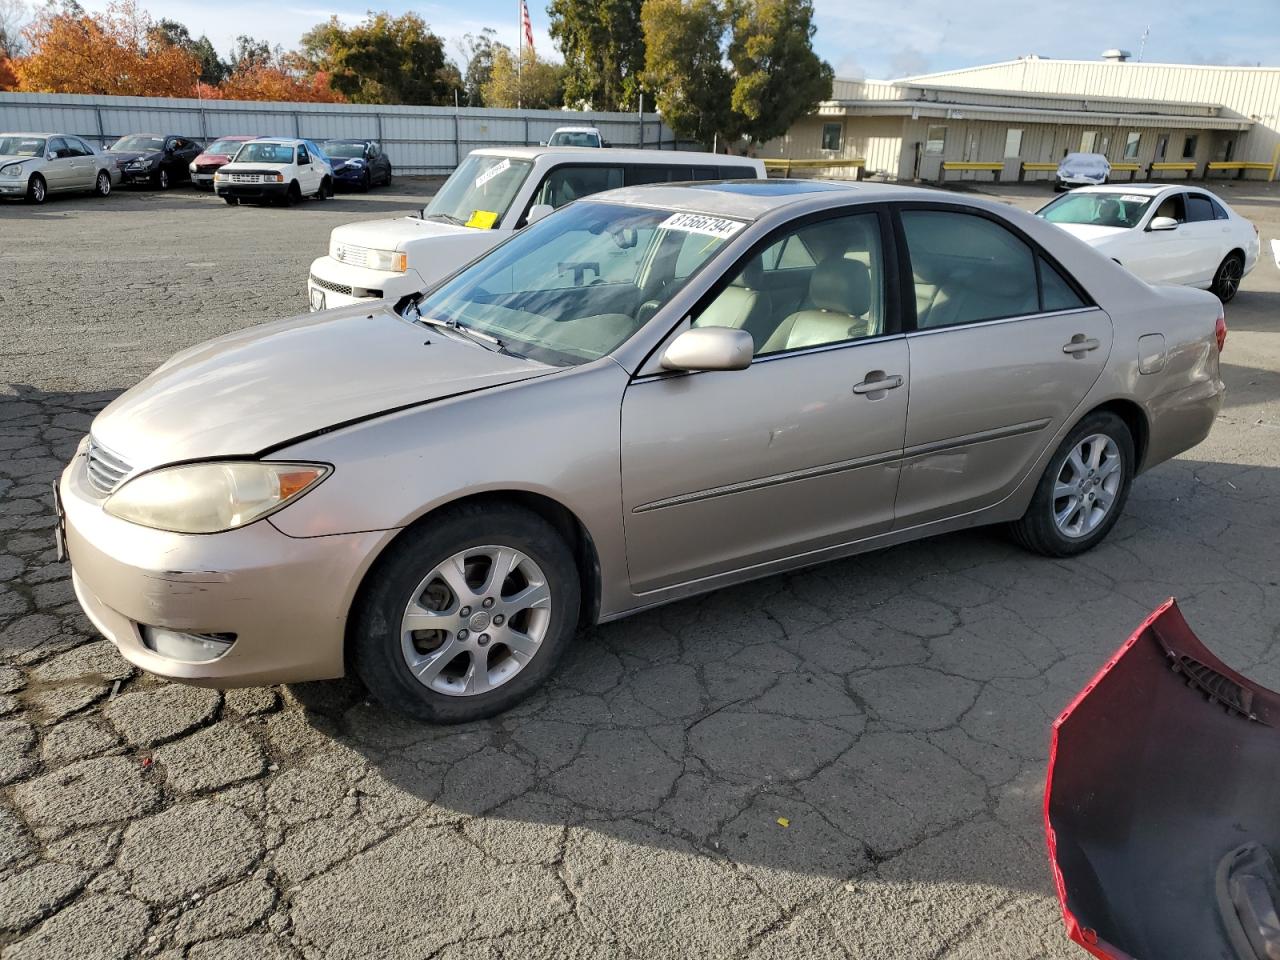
(230, 173, 263, 184)
(196, 163, 221, 173)
(85, 438, 132, 495)
(332, 243, 370, 268)
(310, 273, 354, 296)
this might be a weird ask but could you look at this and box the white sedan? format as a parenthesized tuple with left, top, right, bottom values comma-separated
(1037, 184, 1258, 302)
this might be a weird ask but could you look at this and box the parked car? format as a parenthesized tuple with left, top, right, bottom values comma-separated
(1055, 152, 1111, 191)
(1038, 184, 1259, 302)
(188, 136, 259, 190)
(108, 134, 203, 189)
(307, 146, 764, 311)
(322, 138, 392, 191)
(59, 180, 1226, 721)
(214, 138, 333, 206)
(543, 126, 607, 148)
(0, 132, 118, 203)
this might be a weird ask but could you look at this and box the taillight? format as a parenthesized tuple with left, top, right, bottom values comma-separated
(1215, 313, 1227, 353)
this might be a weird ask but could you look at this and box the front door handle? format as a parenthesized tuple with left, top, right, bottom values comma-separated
(1062, 336, 1100, 356)
(853, 372, 904, 395)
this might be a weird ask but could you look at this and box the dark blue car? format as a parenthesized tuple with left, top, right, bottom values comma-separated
(321, 139, 393, 191)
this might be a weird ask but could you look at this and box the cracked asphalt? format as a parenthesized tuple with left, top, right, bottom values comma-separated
(1, 178, 1278, 960)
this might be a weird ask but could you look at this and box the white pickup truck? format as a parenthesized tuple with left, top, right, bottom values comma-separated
(307, 146, 764, 311)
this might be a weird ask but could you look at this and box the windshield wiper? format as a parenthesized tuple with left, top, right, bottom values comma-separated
(411, 308, 509, 355)
(421, 212, 465, 225)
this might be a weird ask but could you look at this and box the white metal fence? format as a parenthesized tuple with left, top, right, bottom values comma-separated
(0, 92, 694, 173)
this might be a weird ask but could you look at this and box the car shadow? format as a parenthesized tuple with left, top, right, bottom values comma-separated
(6, 381, 1277, 956)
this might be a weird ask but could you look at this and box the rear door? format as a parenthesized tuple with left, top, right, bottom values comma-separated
(893, 205, 1113, 527)
(64, 137, 96, 188)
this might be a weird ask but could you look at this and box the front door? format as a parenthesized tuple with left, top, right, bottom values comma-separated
(893, 206, 1113, 527)
(295, 144, 318, 192)
(43, 137, 76, 191)
(620, 210, 909, 593)
(1137, 192, 1196, 284)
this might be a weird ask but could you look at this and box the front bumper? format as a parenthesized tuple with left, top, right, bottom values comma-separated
(60, 453, 388, 687)
(306, 255, 424, 310)
(191, 172, 217, 187)
(121, 168, 158, 184)
(0, 180, 26, 195)
(332, 167, 367, 186)
(216, 181, 290, 201)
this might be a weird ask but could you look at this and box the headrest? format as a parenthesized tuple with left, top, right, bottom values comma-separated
(732, 255, 764, 289)
(809, 257, 870, 316)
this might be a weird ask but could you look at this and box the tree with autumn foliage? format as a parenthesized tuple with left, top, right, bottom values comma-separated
(0, 54, 16, 90)
(17, 0, 200, 96)
(214, 51, 344, 103)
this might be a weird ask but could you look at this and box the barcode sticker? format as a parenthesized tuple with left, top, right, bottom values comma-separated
(475, 158, 512, 189)
(659, 212, 745, 239)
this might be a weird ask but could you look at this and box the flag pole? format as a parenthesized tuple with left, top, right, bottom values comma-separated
(516, 0, 523, 110)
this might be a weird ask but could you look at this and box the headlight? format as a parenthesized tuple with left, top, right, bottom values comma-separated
(271, 172, 284, 182)
(189, 162, 197, 172)
(214, 171, 224, 181)
(104, 461, 330, 533)
(366, 249, 407, 272)
(1, 163, 23, 178)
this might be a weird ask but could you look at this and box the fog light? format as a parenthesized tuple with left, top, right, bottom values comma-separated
(141, 626, 236, 662)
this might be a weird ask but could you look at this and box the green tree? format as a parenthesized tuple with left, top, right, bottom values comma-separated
(300, 11, 457, 105)
(457, 28, 498, 106)
(148, 18, 226, 84)
(228, 34, 273, 72)
(641, 0, 735, 146)
(548, 0, 644, 110)
(481, 46, 564, 110)
(728, 0, 832, 143)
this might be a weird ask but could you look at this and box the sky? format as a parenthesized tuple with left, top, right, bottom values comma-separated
(78, 0, 1280, 81)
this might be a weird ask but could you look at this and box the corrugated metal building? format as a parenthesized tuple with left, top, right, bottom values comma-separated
(761, 56, 1280, 183)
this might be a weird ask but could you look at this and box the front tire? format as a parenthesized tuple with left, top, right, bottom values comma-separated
(1211, 252, 1244, 303)
(315, 177, 332, 200)
(1009, 411, 1134, 557)
(156, 167, 170, 190)
(26, 174, 46, 204)
(285, 181, 301, 206)
(351, 502, 581, 723)
(93, 170, 111, 197)
(222, 196, 238, 205)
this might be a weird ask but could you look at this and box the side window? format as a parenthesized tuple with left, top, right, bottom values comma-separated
(67, 137, 93, 157)
(48, 137, 68, 158)
(718, 165, 755, 179)
(1039, 257, 1086, 312)
(902, 210, 1039, 329)
(1185, 194, 1215, 223)
(694, 212, 885, 357)
(297, 145, 310, 165)
(690, 166, 719, 181)
(1152, 193, 1186, 223)
(625, 165, 686, 186)
(533, 165, 623, 209)
(1210, 197, 1229, 220)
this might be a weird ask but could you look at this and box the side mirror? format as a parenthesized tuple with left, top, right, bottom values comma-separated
(538, 140, 548, 147)
(660, 326, 753, 372)
(526, 203, 554, 225)
(1149, 216, 1179, 231)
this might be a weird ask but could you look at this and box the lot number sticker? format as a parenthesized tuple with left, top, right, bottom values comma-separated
(475, 158, 512, 189)
(659, 213, 745, 239)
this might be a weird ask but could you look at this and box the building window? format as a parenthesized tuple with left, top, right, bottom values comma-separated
(1004, 129, 1022, 158)
(1155, 134, 1169, 161)
(1080, 131, 1098, 153)
(925, 125, 947, 156)
(820, 122, 842, 152)
(1182, 135, 1198, 159)
(1219, 138, 1236, 161)
(1123, 132, 1141, 160)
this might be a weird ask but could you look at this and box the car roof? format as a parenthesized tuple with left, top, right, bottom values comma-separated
(244, 138, 305, 146)
(208, 135, 257, 141)
(324, 138, 371, 143)
(586, 179, 995, 220)
(1, 132, 61, 138)
(1071, 184, 1187, 196)
(551, 126, 601, 133)
(470, 145, 761, 165)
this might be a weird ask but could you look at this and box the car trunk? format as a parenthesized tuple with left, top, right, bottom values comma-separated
(1045, 598, 1280, 960)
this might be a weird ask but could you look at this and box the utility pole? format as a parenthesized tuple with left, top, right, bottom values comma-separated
(1138, 25, 1150, 62)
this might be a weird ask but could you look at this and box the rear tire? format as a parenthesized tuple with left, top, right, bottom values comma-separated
(26, 174, 46, 204)
(1210, 252, 1244, 303)
(350, 502, 581, 723)
(1009, 411, 1134, 557)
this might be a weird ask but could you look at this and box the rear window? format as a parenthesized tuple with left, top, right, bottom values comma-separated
(1185, 195, 1215, 223)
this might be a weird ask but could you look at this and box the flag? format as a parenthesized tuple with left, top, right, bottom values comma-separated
(521, 0, 535, 55)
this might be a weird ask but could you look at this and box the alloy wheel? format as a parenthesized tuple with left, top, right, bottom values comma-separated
(96, 172, 110, 196)
(400, 545, 552, 697)
(30, 177, 45, 203)
(1053, 433, 1123, 538)
(1218, 258, 1242, 300)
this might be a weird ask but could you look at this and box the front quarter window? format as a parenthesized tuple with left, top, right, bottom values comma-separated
(411, 202, 745, 365)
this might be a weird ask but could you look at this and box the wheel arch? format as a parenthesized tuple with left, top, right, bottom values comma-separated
(344, 489, 603, 664)
(1081, 398, 1150, 472)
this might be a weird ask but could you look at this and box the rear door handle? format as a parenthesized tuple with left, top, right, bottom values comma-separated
(853, 373, 904, 395)
(1063, 336, 1100, 355)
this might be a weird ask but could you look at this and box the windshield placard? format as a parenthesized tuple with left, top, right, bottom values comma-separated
(659, 213, 745, 240)
(475, 157, 512, 189)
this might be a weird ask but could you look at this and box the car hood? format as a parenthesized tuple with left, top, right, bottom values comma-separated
(91, 304, 553, 469)
(0, 154, 39, 167)
(194, 153, 233, 164)
(108, 149, 158, 163)
(332, 216, 481, 251)
(1048, 222, 1130, 244)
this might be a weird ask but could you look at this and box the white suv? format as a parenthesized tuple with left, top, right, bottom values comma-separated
(214, 138, 333, 206)
(307, 146, 764, 310)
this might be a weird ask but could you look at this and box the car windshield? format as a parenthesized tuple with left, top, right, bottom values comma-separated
(548, 131, 599, 147)
(112, 135, 165, 152)
(324, 142, 366, 159)
(1039, 192, 1154, 229)
(234, 142, 295, 164)
(0, 136, 45, 157)
(412, 201, 745, 365)
(205, 139, 246, 155)
(422, 153, 533, 228)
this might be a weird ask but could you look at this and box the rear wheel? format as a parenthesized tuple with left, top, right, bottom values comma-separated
(25, 174, 46, 204)
(1010, 411, 1134, 557)
(1211, 252, 1244, 303)
(351, 502, 581, 723)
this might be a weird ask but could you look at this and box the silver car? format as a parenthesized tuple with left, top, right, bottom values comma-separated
(0, 132, 119, 203)
(58, 181, 1226, 722)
